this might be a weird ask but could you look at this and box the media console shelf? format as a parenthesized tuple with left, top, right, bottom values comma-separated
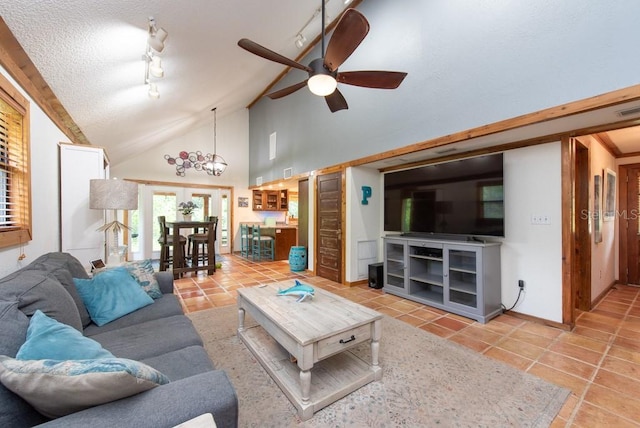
(383, 236, 501, 323)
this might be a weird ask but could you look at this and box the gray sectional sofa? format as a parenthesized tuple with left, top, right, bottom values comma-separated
(0, 252, 238, 428)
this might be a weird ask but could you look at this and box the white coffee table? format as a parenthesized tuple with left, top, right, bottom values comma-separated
(237, 282, 382, 421)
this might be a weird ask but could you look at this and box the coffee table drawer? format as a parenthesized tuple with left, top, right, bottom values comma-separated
(317, 324, 371, 359)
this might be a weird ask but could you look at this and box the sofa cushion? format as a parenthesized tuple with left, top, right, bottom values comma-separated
(89, 315, 204, 361)
(0, 301, 47, 428)
(43, 267, 92, 328)
(140, 346, 214, 381)
(28, 252, 90, 280)
(74, 267, 154, 326)
(16, 311, 114, 361)
(0, 270, 82, 332)
(0, 355, 170, 419)
(83, 293, 183, 336)
(24, 252, 92, 327)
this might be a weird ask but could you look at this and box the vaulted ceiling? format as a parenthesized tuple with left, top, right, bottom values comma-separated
(1, 0, 356, 164)
(2, 0, 640, 169)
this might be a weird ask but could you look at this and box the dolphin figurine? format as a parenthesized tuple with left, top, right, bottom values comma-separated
(277, 280, 315, 302)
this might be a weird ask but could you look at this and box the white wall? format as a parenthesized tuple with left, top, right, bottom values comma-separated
(501, 143, 563, 322)
(0, 66, 70, 277)
(582, 136, 617, 299)
(111, 108, 258, 252)
(345, 166, 382, 282)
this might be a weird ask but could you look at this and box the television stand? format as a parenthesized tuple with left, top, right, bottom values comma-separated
(383, 236, 501, 323)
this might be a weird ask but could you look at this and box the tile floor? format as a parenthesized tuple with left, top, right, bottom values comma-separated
(174, 254, 640, 427)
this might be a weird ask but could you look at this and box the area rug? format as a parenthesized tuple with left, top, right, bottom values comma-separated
(188, 306, 569, 427)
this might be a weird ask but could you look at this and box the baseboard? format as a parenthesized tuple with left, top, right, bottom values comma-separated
(345, 279, 368, 287)
(503, 310, 572, 331)
(591, 280, 619, 308)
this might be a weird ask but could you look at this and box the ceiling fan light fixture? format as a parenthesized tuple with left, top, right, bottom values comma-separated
(307, 58, 337, 96)
(308, 74, 337, 96)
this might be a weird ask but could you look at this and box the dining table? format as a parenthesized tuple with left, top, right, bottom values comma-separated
(165, 219, 216, 279)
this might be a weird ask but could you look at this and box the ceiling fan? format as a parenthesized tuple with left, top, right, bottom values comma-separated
(237, 3, 407, 112)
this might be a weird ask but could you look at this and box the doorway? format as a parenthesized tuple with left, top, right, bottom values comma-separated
(129, 184, 231, 261)
(618, 163, 640, 284)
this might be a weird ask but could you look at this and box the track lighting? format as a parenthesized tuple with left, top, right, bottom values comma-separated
(149, 56, 164, 78)
(295, 34, 306, 49)
(147, 17, 168, 53)
(148, 83, 160, 99)
(143, 17, 167, 99)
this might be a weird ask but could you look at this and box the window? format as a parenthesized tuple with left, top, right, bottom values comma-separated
(0, 73, 31, 249)
(478, 181, 504, 220)
(152, 192, 177, 251)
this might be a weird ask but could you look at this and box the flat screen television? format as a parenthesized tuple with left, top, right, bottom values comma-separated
(384, 153, 504, 237)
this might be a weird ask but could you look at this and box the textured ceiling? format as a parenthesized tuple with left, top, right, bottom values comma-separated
(1, 0, 354, 163)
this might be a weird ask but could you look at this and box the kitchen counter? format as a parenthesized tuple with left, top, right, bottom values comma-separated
(241, 223, 298, 261)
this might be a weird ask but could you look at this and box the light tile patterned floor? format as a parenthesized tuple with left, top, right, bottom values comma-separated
(174, 254, 640, 427)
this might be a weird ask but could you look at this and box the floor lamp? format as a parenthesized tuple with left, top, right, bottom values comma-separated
(89, 178, 138, 265)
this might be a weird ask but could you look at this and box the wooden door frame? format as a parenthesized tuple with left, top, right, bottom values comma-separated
(618, 163, 640, 284)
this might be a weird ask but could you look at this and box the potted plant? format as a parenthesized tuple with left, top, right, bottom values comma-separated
(178, 201, 198, 221)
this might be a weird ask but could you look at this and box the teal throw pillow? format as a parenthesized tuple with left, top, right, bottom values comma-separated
(121, 259, 162, 299)
(74, 267, 154, 326)
(0, 355, 170, 418)
(16, 310, 114, 361)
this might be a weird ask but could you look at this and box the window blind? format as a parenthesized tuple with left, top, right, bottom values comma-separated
(0, 96, 27, 232)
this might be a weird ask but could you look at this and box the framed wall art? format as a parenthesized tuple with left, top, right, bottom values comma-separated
(594, 173, 602, 243)
(604, 168, 616, 222)
(238, 197, 249, 208)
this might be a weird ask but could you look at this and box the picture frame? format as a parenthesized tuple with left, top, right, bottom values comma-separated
(238, 197, 249, 208)
(594, 173, 602, 243)
(604, 168, 616, 222)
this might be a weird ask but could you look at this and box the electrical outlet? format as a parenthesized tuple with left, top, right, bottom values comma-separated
(531, 215, 551, 225)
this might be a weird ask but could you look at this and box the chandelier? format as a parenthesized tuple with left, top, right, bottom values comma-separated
(205, 107, 227, 176)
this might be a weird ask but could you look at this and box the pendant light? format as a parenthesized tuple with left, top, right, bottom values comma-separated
(205, 107, 227, 176)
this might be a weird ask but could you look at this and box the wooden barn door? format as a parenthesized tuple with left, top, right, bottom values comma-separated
(316, 171, 343, 283)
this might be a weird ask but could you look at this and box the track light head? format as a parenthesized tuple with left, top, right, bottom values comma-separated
(148, 17, 168, 52)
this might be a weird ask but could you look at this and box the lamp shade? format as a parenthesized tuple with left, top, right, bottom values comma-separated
(90, 179, 138, 210)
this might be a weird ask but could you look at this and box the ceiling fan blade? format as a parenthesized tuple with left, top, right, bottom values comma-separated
(324, 9, 370, 72)
(325, 89, 348, 113)
(266, 80, 309, 99)
(238, 38, 311, 72)
(337, 71, 408, 89)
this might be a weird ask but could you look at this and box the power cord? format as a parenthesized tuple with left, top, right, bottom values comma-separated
(501, 287, 524, 312)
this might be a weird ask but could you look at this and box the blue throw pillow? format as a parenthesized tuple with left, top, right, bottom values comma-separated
(73, 267, 154, 326)
(96, 259, 162, 299)
(16, 310, 114, 361)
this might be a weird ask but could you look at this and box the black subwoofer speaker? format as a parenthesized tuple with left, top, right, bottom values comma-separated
(368, 262, 384, 289)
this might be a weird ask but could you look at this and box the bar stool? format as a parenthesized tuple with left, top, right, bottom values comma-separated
(251, 225, 274, 261)
(157, 216, 187, 271)
(189, 216, 217, 268)
(240, 223, 253, 258)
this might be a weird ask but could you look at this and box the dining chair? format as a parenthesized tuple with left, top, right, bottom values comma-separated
(240, 223, 252, 258)
(157, 216, 187, 271)
(251, 225, 274, 262)
(189, 216, 217, 268)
